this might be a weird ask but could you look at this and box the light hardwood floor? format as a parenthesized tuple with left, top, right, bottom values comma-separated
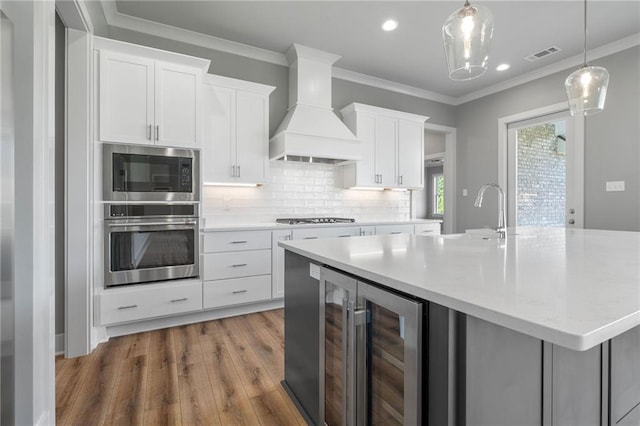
(55, 309, 305, 426)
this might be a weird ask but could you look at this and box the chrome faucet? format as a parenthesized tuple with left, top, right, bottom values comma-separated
(474, 184, 507, 238)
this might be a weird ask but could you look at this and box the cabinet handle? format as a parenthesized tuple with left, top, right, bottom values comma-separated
(146, 124, 152, 140)
(231, 263, 247, 268)
(421, 230, 434, 233)
(230, 240, 247, 244)
(232, 290, 248, 295)
(232, 165, 236, 177)
(304, 237, 319, 240)
(118, 304, 138, 310)
(171, 298, 188, 303)
(339, 235, 352, 238)
(155, 125, 159, 141)
(237, 165, 241, 178)
(390, 232, 402, 234)
(399, 175, 403, 185)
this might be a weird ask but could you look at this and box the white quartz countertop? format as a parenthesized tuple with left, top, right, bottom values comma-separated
(201, 219, 441, 232)
(279, 227, 640, 351)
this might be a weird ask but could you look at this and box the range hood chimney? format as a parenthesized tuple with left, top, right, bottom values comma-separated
(269, 44, 361, 164)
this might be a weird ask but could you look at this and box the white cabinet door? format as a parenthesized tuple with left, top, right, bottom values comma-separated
(99, 51, 154, 144)
(397, 119, 424, 189)
(236, 90, 268, 183)
(375, 116, 397, 187)
(272, 230, 292, 299)
(202, 85, 235, 184)
(154, 61, 201, 148)
(356, 114, 378, 187)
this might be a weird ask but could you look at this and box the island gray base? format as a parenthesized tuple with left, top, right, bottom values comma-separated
(282, 253, 640, 426)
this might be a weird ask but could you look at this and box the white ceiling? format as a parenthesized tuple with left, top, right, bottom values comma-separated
(113, 1, 640, 99)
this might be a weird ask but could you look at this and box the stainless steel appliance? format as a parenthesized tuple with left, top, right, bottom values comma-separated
(104, 204, 199, 287)
(320, 267, 424, 425)
(103, 143, 199, 201)
(276, 217, 355, 225)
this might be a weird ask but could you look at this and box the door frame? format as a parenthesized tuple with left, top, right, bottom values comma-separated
(498, 103, 585, 228)
(56, 0, 95, 358)
(414, 123, 457, 234)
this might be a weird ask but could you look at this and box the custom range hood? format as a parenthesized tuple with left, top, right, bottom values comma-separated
(269, 44, 361, 164)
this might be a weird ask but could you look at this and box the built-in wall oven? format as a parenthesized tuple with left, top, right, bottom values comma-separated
(104, 204, 199, 287)
(103, 143, 199, 201)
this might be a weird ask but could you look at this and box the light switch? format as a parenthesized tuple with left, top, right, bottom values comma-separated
(462, 189, 468, 197)
(606, 181, 625, 192)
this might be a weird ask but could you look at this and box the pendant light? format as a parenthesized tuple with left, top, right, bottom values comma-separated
(564, 0, 609, 116)
(442, 0, 494, 81)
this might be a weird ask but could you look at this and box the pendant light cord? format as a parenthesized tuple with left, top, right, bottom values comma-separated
(583, 0, 588, 65)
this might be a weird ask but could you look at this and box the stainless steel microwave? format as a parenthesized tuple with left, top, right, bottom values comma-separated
(103, 143, 199, 201)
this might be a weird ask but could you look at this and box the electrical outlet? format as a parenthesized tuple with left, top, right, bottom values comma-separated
(606, 181, 625, 192)
(462, 189, 468, 197)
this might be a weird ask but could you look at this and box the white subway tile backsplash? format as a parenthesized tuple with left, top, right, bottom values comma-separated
(202, 161, 410, 224)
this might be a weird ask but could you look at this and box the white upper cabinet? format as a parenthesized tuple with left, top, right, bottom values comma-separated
(339, 103, 428, 190)
(154, 61, 201, 148)
(202, 74, 275, 185)
(99, 51, 154, 145)
(95, 38, 209, 149)
(397, 119, 425, 188)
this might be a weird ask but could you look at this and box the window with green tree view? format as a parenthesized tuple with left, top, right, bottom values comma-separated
(432, 173, 444, 216)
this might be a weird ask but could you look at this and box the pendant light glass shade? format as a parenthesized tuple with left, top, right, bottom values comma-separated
(564, 0, 609, 116)
(565, 65, 609, 116)
(442, 0, 494, 81)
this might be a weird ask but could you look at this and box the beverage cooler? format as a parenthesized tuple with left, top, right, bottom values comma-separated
(320, 267, 424, 425)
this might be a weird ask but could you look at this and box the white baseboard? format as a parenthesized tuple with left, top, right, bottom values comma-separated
(55, 333, 65, 356)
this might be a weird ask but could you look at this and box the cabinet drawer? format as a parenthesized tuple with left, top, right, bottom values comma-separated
(292, 226, 360, 240)
(203, 230, 272, 253)
(414, 223, 441, 235)
(375, 224, 414, 235)
(98, 281, 202, 325)
(203, 249, 271, 280)
(203, 275, 272, 309)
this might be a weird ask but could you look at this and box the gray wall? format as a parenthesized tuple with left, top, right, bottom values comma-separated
(104, 26, 457, 133)
(455, 46, 640, 232)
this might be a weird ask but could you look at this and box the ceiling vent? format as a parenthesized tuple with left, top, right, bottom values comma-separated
(524, 46, 562, 62)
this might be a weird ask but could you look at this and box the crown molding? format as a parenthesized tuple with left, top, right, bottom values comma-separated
(332, 67, 457, 105)
(99, 1, 639, 108)
(454, 32, 640, 106)
(56, 0, 94, 33)
(100, 0, 287, 66)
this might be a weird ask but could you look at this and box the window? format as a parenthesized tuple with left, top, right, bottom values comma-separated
(432, 173, 444, 216)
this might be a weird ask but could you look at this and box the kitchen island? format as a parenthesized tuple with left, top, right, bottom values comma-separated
(280, 227, 640, 426)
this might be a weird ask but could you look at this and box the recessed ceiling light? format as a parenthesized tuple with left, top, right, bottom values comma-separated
(496, 63, 510, 71)
(381, 19, 398, 32)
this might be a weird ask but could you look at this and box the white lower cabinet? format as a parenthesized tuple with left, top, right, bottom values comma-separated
(272, 230, 293, 299)
(375, 224, 414, 235)
(202, 229, 274, 310)
(292, 226, 361, 240)
(203, 250, 271, 281)
(203, 275, 272, 309)
(97, 280, 202, 325)
(414, 223, 441, 235)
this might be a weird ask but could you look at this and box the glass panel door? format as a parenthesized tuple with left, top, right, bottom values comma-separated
(359, 282, 423, 426)
(110, 228, 195, 271)
(370, 303, 405, 425)
(324, 281, 347, 426)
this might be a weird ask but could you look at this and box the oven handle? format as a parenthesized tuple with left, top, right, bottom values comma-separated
(106, 220, 197, 227)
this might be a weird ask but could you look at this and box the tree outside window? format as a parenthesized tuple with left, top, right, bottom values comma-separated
(432, 173, 444, 216)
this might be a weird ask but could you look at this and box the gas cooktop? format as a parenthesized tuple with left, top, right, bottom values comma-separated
(276, 217, 356, 225)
